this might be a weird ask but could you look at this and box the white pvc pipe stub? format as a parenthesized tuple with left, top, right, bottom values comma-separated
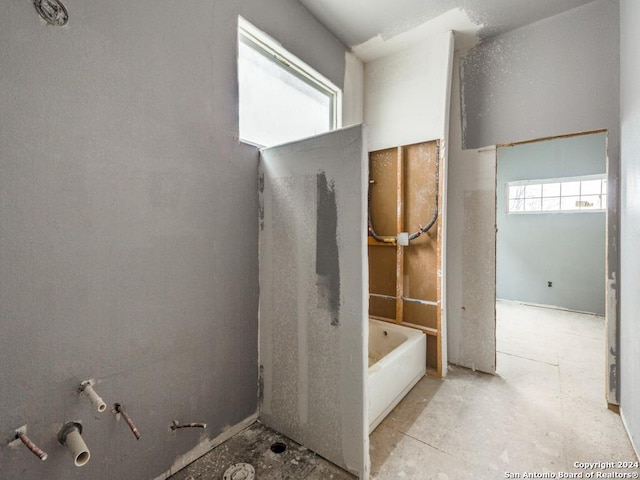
(81, 382, 106, 412)
(57, 422, 90, 467)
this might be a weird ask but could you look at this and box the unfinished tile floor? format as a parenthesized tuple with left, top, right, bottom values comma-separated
(171, 300, 638, 479)
(371, 300, 638, 479)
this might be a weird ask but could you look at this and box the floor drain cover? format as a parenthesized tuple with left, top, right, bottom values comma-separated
(223, 463, 255, 480)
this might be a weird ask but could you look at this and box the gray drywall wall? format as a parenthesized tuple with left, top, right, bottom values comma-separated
(447, 0, 620, 381)
(460, 0, 619, 151)
(496, 134, 607, 315)
(446, 49, 497, 373)
(258, 125, 369, 478)
(620, 0, 640, 458)
(0, 1, 347, 479)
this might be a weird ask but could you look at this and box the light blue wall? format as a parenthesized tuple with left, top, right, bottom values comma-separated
(496, 133, 607, 315)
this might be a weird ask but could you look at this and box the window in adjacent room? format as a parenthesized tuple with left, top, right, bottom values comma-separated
(507, 175, 607, 213)
(238, 17, 341, 148)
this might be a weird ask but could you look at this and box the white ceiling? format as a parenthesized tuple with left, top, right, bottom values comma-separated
(298, 0, 597, 61)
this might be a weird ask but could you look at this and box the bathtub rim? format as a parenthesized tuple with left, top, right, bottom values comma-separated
(367, 318, 427, 433)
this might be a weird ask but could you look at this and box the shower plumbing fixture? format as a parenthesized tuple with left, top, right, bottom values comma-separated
(79, 380, 107, 412)
(367, 145, 440, 244)
(57, 422, 90, 467)
(170, 420, 207, 431)
(408, 146, 440, 241)
(113, 404, 141, 440)
(33, 0, 68, 26)
(367, 179, 396, 244)
(12, 426, 48, 461)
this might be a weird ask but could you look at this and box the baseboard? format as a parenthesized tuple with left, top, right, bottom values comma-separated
(620, 407, 640, 461)
(496, 298, 603, 317)
(152, 413, 258, 480)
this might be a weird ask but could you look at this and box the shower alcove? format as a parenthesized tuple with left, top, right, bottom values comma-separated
(258, 126, 446, 480)
(368, 140, 444, 377)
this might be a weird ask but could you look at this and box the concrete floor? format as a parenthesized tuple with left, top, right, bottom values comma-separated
(170, 301, 638, 479)
(167, 421, 355, 480)
(370, 300, 638, 479)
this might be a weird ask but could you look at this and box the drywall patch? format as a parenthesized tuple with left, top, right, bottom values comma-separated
(316, 172, 340, 326)
(459, 35, 531, 149)
(460, 189, 496, 373)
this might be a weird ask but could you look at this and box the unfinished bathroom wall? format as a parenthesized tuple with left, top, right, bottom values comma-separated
(620, 0, 640, 457)
(364, 31, 454, 152)
(446, 67, 497, 373)
(448, 0, 619, 385)
(258, 125, 369, 478)
(363, 30, 454, 377)
(497, 133, 607, 315)
(368, 141, 445, 376)
(0, 1, 348, 479)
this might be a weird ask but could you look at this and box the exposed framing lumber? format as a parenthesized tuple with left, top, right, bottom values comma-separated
(368, 140, 444, 377)
(395, 146, 404, 325)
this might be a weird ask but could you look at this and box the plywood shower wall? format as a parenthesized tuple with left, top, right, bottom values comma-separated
(368, 141, 444, 377)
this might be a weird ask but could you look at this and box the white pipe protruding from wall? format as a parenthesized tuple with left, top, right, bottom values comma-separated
(80, 380, 106, 412)
(13, 426, 48, 461)
(57, 422, 90, 467)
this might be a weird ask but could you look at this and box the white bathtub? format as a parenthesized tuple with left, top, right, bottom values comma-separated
(368, 318, 426, 433)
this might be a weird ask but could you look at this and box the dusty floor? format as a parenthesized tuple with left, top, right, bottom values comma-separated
(171, 301, 638, 479)
(370, 301, 638, 479)
(167, 421, 354, 480)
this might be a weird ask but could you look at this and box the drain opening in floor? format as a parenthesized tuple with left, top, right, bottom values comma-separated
(270, 441, 287, 454)
(222, 462, 255, 480)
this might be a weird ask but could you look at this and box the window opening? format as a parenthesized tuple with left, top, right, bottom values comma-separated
(507, 175, 607, 214)
(238, 17, 341, 147)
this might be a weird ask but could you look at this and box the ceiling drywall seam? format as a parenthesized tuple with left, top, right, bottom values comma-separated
(352, 8, 480, 62)
(297, 0, 598, 51)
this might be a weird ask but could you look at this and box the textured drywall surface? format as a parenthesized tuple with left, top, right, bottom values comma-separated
(0, 1, 346, 479)
(298, 0, 595, 48)
(343, 52, 365, 127)
(446, 60, 497, 373)
(259, 125, 368, 478)
(496, 133, 607, 315)
(364, 31, 454, 151)
(460, 0, 619, 151)
(620, 0, 640, 458)
(448, 0, 620, 387)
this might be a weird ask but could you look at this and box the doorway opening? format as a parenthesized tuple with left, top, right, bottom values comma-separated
(495, 130, 609, 394)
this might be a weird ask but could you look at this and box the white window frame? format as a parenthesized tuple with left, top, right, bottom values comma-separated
(506, 174, 607, 214)
(237, 17, 342, 146)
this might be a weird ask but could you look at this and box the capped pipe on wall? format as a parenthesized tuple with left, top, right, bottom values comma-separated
(9, 426, 48, 461)
(57, 422, 90, 467)
(80, 380, 106, 412)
